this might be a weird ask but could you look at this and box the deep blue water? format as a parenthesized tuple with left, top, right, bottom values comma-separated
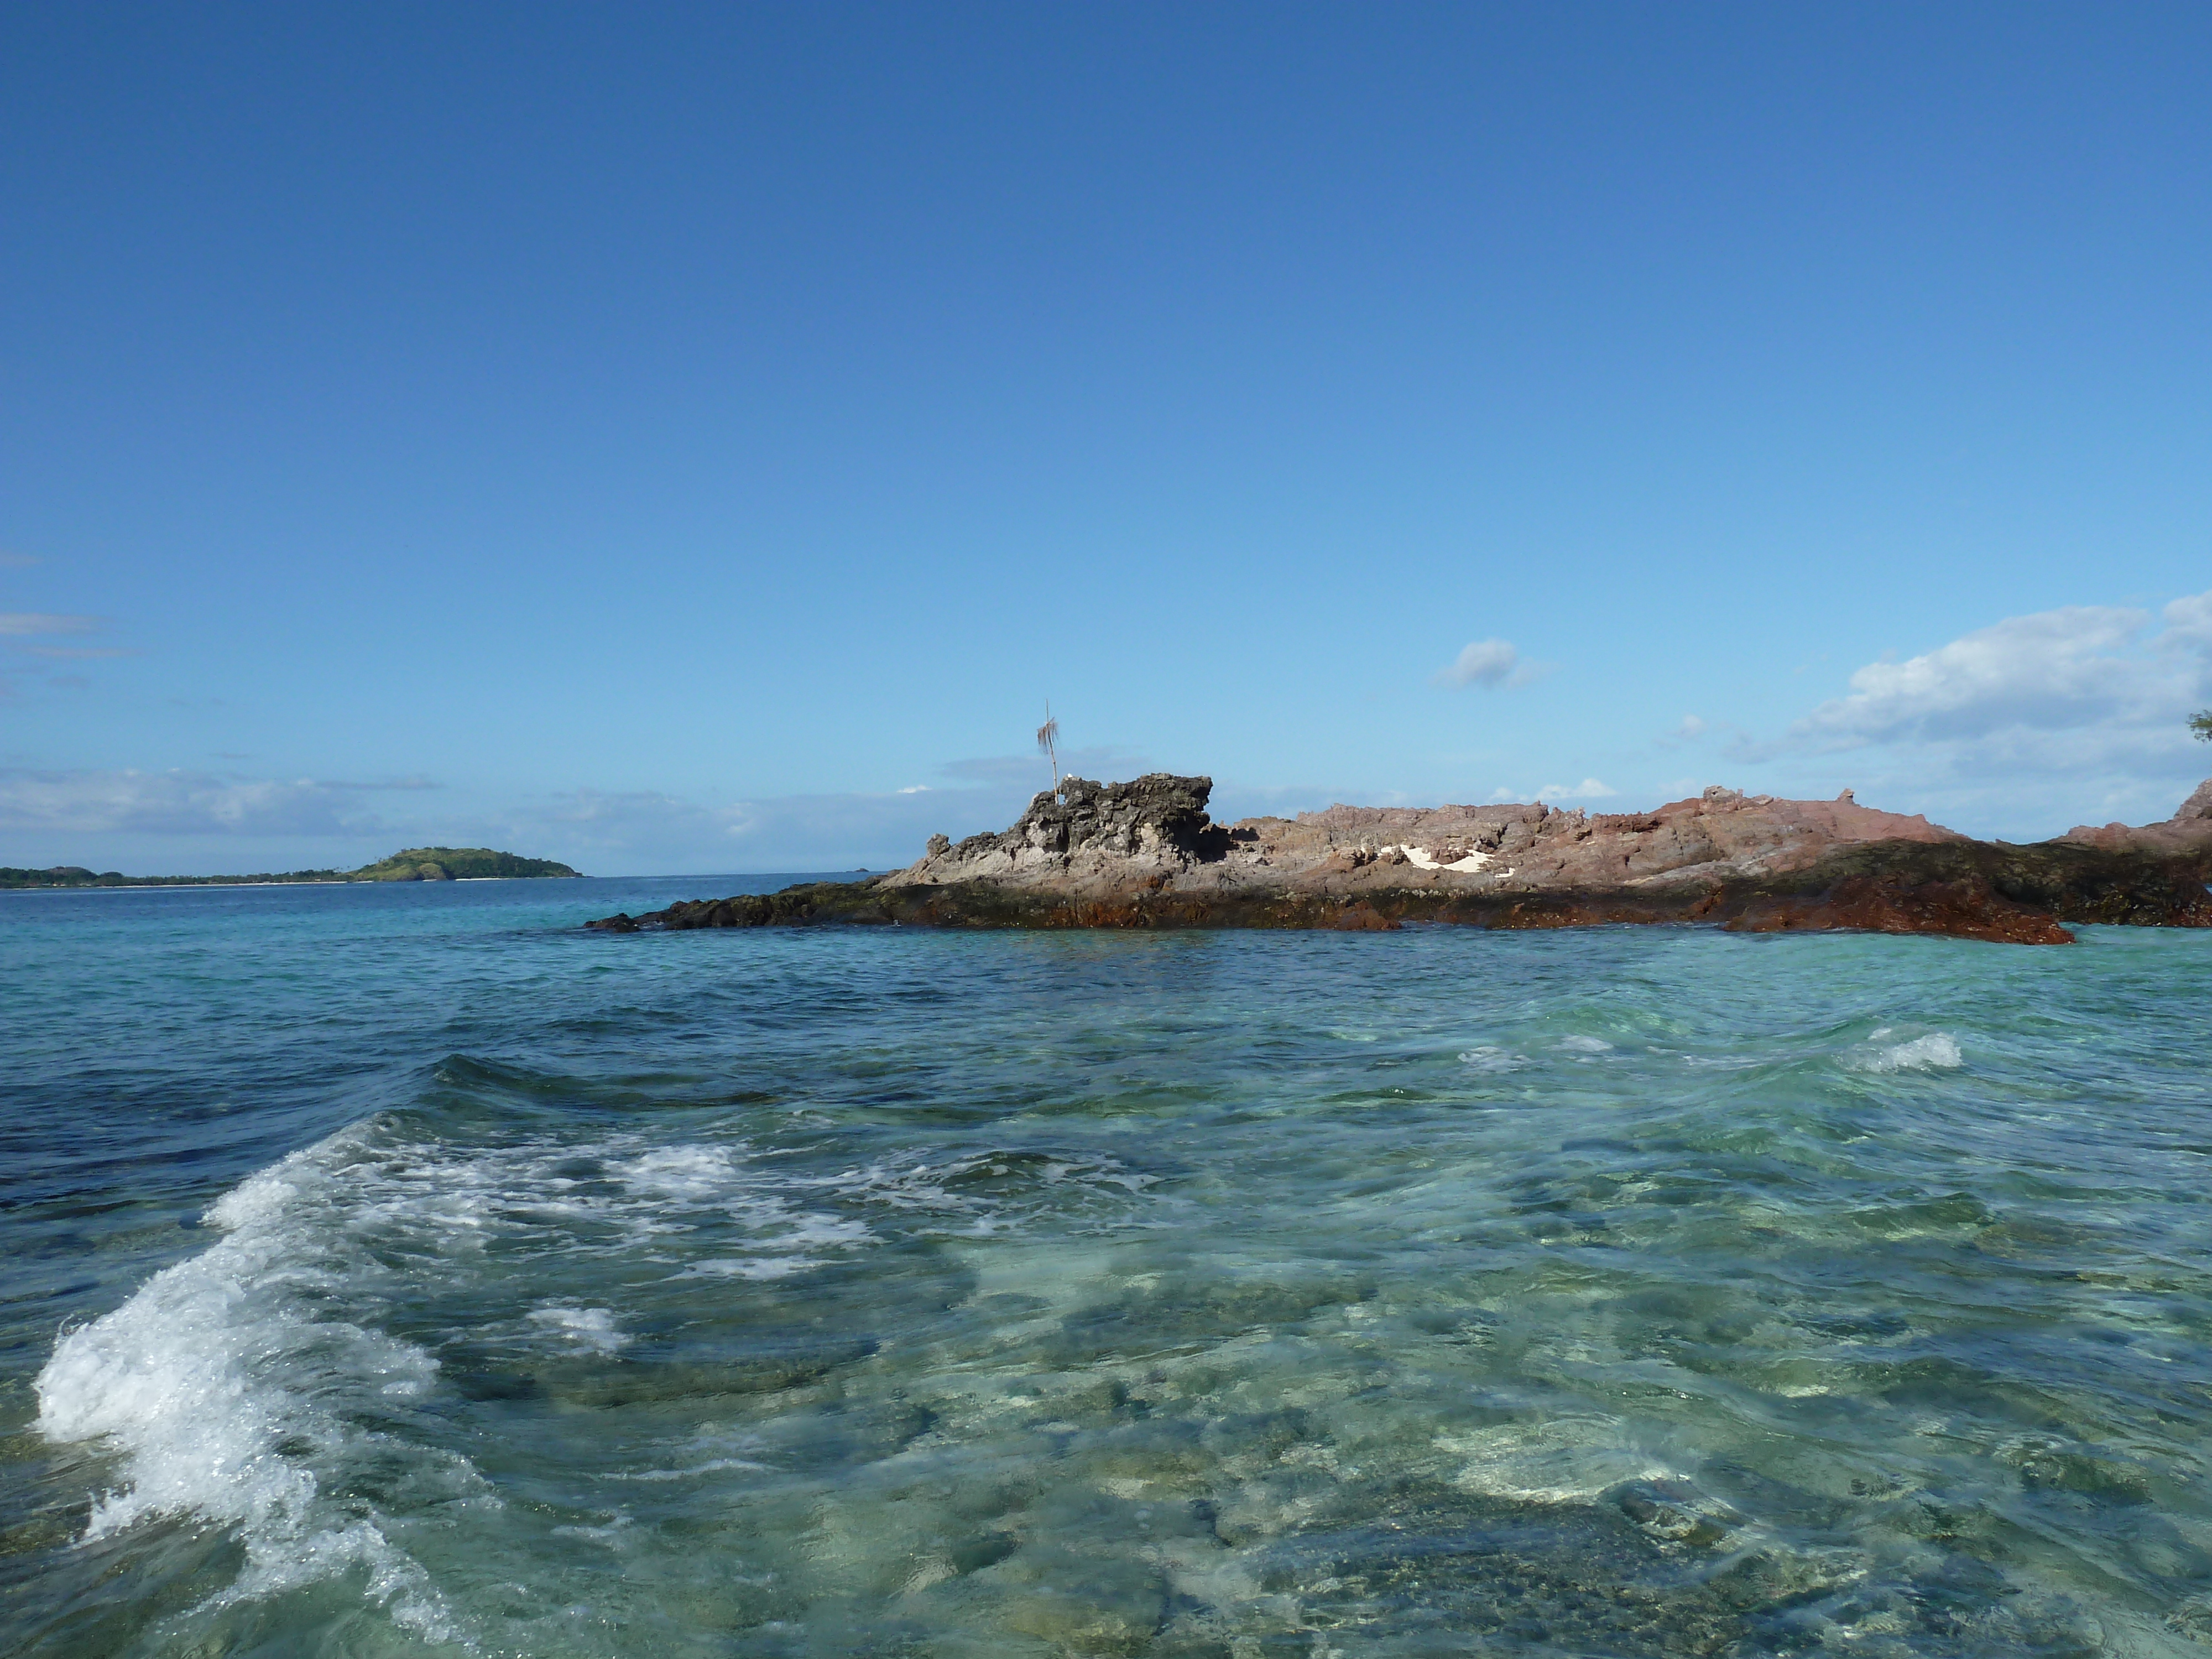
(6, 878, 2212, 1657)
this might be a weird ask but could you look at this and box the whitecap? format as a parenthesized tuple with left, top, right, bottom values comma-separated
(1558, 1035, 1614, 1055)
(35, 1132, 472, 1645)
(682, 1256, 822, 1280)
(528, 1305, 628, 1353)
(1851, 1032, 1964, 1073)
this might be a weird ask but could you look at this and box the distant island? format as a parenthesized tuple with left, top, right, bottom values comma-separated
(1, 847, 581, 890)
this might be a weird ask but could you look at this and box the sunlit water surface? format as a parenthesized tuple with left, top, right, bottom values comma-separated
(6, 878, 2212, 1657)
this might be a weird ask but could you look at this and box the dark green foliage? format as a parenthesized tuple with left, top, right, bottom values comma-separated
(348, 848, 581, 882)
(0, 864, 349, 889)
(2192, 709, 2212, 742)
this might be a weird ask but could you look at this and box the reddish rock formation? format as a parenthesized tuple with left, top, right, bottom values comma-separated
(591, 775, 2212, 945)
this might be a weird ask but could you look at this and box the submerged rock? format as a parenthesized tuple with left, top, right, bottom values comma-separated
(590, 776, 2212, 945)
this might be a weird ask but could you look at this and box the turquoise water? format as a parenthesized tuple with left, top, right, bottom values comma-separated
(7, 881, 2212, 1657)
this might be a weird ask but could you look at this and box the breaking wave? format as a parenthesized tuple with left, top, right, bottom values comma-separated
(1849, 1029, 1965, 1073)
(35, 1129, 469, 1644)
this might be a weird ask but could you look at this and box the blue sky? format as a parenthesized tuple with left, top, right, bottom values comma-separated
(3, 3, 2209, 874)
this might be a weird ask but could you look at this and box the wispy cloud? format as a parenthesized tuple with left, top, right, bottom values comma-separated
(0, 552, 38, 569)
(0, 769, 412, 838)
(1651, 713, 1717, 752)
(1435, 638, 1545, 690)
(0, 613, 102, 637)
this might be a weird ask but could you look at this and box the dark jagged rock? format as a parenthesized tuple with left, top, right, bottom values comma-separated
(589, 776, 2212, 945)
(905, 774, 1228, 893)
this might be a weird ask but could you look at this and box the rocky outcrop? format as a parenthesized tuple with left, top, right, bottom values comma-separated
(890, 774, 1227, 896)
(589, 777, 2212, 945)
(868, 775, 1976, 902)
(2058, 778, 2212, 854)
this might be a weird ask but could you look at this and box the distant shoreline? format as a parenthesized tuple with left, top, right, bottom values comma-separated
(1, 846, 582, 890)
(0, 872, 864, 893)
(0, 875, 561, 893)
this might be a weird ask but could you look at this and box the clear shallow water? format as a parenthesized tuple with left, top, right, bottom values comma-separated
(6, 881, 2212, 1657)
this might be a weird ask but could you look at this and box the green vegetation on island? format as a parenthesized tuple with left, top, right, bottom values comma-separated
(348, 848, 582, 881)
(0, 847, 581, 890)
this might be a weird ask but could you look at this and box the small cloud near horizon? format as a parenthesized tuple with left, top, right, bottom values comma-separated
(1485, 778, 1617, 804)
(1435, 638, 1547, 690)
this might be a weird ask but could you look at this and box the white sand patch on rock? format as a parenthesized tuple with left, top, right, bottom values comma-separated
(1385, 845, 1495, 873)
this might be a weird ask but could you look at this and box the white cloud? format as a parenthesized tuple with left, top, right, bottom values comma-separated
(1436, 639, 1545, 690)
(1719, 588, 2212, 837)
(0, 613, 101, 636)
(1676, 715, 1707, 739)
(1748, 592, 2212, 768)
(2162, 589, 2212, 651)
(1782, 606, 2171, 749)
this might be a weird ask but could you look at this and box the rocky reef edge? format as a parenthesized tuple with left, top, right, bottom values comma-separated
(590, 775, 2212, 945)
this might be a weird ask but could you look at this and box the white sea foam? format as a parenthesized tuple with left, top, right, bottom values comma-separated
(1459, 1045, 1530, 1073)
(528, 1305, 628, 1352)
(685, 1255, 822, 1280)
(619, 1144, 740, 1199)
(34, 1133, 469, 1644)
(1558, 1035, 1614, 1054)
(1851, 1031, 1964, 1073)
(33, 1115, 1159, 1638)
(612, 1455, 775, 1482)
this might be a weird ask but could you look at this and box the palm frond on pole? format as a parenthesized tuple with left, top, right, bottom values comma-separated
(1036, 704, 1061, 795)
